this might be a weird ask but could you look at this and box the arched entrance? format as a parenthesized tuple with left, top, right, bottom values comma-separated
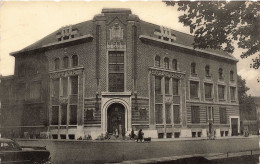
(107, 103, 125, 136)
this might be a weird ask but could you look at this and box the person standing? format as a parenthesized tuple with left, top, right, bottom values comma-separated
(137, 129, 144, 142)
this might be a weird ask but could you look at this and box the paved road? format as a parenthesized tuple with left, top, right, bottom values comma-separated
(17, 137, 259, 164)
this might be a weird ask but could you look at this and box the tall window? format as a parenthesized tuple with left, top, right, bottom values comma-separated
(155, 56, 160, 67)
(204, 83, 213, 99)
(155, 104, 163, 124)
(71, 76, 78, 95)
(165, 77, 170, 94)
(54, 58, 60, 70)
(191, 62, 196, 74)
(207, 106, 214, 122)
(155, 76, 162, 94)
(173, 105, 180, 124)
(218, 85, 225, 100)
(72, 55, 78, 67)
(108, 51, 124, 92)
(63, 56, 69, 68)
(51, 106, 59, 125)
(219, 68, 223, 79)
(230, 87, 236, 101)
(53, 79, 60, 98)
(172, 79, 179, 95)
(190, 81, 199, 98)
(172, 59, 177, 71)
(230, 70, 234, 81)
(191, 106, 200, 123)
(165, 104, 171, 124)
(61, 105, 67, 125)
(205, 65, 210, 77)
(70, 105, 77, 125)
(164, 57, 169, 69)
(219, 107, 227, 124)
(62, 77, 68, 97)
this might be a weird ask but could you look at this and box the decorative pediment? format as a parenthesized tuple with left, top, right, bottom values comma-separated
(109, 23, 124, 40)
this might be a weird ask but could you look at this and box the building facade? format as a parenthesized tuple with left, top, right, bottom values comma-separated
(0, 8, 240, 139)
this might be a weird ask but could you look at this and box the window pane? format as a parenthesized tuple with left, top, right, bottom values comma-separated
(71, 76, 78, 94)
(155, 104, 163, 124)
(164, 58, 169, 69)
(63, 77, 68, 97)
(109, 64, 124, 73)
(191, 106, 200, 123)
(61, 105, 67, 125)
(155, 76, 162, 95)
(207, 107, 213, 121)
(166, 104, 171, 124)
(109, 52, 124, 63)
(220, 108, 227, 124)
(63, 57, 69, 68)
(51, 106, 59, 125)
(155, 56, 160, 67)
(218, 85, 225, 100)
(53, 79, 59, 98)
(70, 105, 77, 125)
(205, 65, 210, 76)
(54, 58, 60, 70)
(190, 81, 199, 98)
(72, 55, 78, 67)
(172, 79, 179, 95)
(230, 87, 236, 101)
(173, 105, 180, 124)
(165, 77, 170, 94)
(191, 63, 196, 74)
(172, 59, 177, 70)
(205, 83, 212, 99)
(109, 73, 124, 92)
(230, 71, 234, 81)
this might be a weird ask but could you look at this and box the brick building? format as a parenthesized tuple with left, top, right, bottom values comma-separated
(0, 8, 240, 139)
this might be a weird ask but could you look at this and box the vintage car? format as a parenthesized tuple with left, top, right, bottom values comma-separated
(0, 138, 51, 164)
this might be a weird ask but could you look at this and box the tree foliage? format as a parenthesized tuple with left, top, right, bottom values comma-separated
(165, 1, 260, 70)
(237, 75, 256, 120)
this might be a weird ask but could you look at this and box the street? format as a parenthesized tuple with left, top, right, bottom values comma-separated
(17, 137, 259, 164)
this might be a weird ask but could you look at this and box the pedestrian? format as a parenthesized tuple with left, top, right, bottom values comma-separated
(115, 128, 119, 138)
(130, 129, 135, 140)
(137, 129, 144, 143)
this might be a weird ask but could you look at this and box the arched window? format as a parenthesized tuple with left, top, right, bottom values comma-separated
(155, 56, 161, 67)
(54, 58, 60, 70)
(230, 70, 234, 81)
(72, 55, 78, 67)
(191, 62, 196, 74)
(172, 59, 177, 70)
(63, 56, 69, 68)
(219, 68, 223, 79)
(205, 65, 210, 77)
(164, 57, 169, 69)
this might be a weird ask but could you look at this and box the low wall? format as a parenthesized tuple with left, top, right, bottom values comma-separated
(16, 138, 258, 164)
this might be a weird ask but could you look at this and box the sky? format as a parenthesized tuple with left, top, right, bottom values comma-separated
(0, 1, 259, 96)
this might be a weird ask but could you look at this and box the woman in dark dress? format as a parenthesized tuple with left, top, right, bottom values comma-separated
(137, 129, 144, 142)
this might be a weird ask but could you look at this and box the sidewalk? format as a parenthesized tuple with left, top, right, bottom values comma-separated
(118, 150, 260, 164)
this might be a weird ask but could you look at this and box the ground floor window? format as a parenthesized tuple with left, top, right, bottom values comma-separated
(191, 106, 200, 124)
(155, 104, 163, 124)
(51, 106, 59, 125)
(70, 105, 78, 125)
(219, 107, 227, 124)
(173, 105, 180, 124)
(165, 104, 171, 124)
(166, 133, 172, 138)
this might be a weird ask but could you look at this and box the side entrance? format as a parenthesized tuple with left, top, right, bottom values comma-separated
(107, 103, 125, 136)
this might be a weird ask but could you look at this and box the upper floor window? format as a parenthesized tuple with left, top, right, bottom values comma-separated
(165, 77, 170, 94)
(230, 70, 234, 81)
(205, 65, 210, 77)
(54, 58, 60, 70)
(218, 85, 225, 100)
(72, 55, 78, 67)
(191, 62, 196, 74)
(70, 76, 78, 95)
(172, 59, 177, 70)
(204, 83, 213, 99)
(230, 87, 236, 101)
(108, 51, 124, 92)
(155, 56, 160, 67)
(219, 68, 223, 79)
(155, 76, 162, 95)
(164, 57, 169, 69)
(190, 81, 199, 99)
(63, 56, 69, 68)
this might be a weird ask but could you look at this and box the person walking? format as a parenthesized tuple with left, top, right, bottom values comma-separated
(137, 129, 144, 143)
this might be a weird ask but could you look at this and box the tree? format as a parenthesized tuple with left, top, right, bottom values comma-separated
(165, 1, 260, 71)
(237, 75, 256, 120)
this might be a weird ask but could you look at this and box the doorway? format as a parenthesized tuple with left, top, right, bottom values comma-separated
(107, 103, 125, 136)
(231, 118, 239, 136)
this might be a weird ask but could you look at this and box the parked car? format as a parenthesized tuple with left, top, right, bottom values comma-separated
(0, 138, 51, 164)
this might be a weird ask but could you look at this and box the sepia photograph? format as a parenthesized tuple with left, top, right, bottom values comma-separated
(0, 1, 259, 163)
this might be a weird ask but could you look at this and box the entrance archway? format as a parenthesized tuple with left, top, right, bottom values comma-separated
(107, 103, 125, 135)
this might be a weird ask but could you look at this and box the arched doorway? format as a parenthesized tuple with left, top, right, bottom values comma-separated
(107, 103, 125, 136)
